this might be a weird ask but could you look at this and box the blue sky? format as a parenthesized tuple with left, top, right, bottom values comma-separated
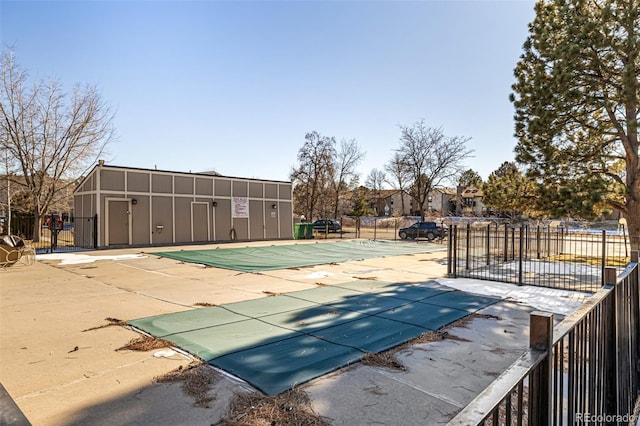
(1, 0, 535, 184)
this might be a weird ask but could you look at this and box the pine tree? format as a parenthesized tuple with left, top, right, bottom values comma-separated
(483, 162, 538, 219)
(511, 0, 639, 247)
(458, 169, 483, 189)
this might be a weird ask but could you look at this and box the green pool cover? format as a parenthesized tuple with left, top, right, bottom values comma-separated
(153, 240, 446, 272)
(130, 280, 498, 395)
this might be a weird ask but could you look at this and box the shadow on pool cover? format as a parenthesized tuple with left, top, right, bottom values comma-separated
(130, 279, 498, 395)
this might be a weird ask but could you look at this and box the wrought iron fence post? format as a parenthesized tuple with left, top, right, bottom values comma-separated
(93, 214, 98, 249)
(452, 225, 458, 278)
(604, 266, 618, 423)
(486, 224, 490, 266)
(518, 225, 524, 285)
(546, 225, 551, 258)
(529, 311, 554, 426)
(537, 225, 541, 259)
(503, 224, 508, 262)
(465, 223, 471, 270)
(374, 218, 377, 241)
(447, 228, 452, 276)
(601, 230, 607, 287)
(631, 250, 640, 395)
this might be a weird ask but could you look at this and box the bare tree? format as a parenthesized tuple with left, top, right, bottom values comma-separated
(395, 120, 472, 220)
(290, 131, 336, 221)
(0, 50, 115, 241)
(385, 152, 411, 216)
(330, 138, 364, 219)
(365, 168, 386, 216)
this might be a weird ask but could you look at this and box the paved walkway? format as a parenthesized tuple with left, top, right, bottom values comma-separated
(1, 239, 558, 425)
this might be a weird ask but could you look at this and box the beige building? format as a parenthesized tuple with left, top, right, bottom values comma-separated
(73, 163, 293, 248)
(459, 187, 486, 216)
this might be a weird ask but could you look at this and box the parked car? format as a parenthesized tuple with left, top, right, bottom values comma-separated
(312, 219, 342, 233)
(398, 221, 447, 241)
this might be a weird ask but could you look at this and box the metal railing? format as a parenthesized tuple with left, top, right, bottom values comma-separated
(4, 214, 97, 253)
(308, 216, 449, 242)
(448, 223, 634, 293)
(448, 251, 640, 425)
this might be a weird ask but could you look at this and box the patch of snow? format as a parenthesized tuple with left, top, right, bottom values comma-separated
(38, 253, 147, 265)
(153, 349, 178, 358)
(503, 260, 601, 276)
(437, 277, 591, 316)
(455, 259, 601, 279)
(305, 271, 332, 279)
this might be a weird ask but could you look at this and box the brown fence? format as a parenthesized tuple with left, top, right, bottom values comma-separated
(448, 251, 640, 425)
(448, 223, 634, 293)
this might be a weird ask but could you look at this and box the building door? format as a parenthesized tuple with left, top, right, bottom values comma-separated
(192, 202, 209, 242)
(107, 200, 130, 246)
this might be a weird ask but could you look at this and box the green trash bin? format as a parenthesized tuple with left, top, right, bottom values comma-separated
(294, 223, 305, 240)
(304, 223, 315, 239)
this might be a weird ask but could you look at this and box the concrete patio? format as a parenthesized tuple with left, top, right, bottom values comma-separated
(0, 239, 582, 425)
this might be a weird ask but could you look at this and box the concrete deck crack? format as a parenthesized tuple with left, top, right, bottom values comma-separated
(375, 369, 463, 409)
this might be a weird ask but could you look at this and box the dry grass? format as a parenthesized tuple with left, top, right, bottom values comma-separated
(403, 313, 499, 348)
(220, 388, 330, 426)
(438, 331, 471, 342)
(82, 317, 128, 332)
(407, 330, 447, 344)
(361, 313, 501, 371)
(449, 313, 500, 328)
(155, 362, 219, 408)
(193, 302, 216, 307)
(361, 351, 406, 371)
(116, 335, 174, 352)
(548, 253, 629, 267)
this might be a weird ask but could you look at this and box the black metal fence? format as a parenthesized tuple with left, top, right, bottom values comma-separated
(302, 216, 448, 242)
(448, 223, 635, 293)
(3, 215, 97, 253)
(448, 252, 640, 425)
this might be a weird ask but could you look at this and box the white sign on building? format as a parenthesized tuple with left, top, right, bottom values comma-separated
(232, 197, 249, 218)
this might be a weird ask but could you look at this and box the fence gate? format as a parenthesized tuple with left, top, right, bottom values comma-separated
(447, 223, 631, 293)
(4, 214, 97, 253)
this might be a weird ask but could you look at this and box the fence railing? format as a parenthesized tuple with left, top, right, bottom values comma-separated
(448, 223, 634, 293)
(448, 251, 640, 425)
(303, 216, 448, 242)
(4, 215, 97, 253)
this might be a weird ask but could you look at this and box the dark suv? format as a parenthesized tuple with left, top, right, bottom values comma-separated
(312, 219, 342, 233)
(398, 222, 447, 241)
